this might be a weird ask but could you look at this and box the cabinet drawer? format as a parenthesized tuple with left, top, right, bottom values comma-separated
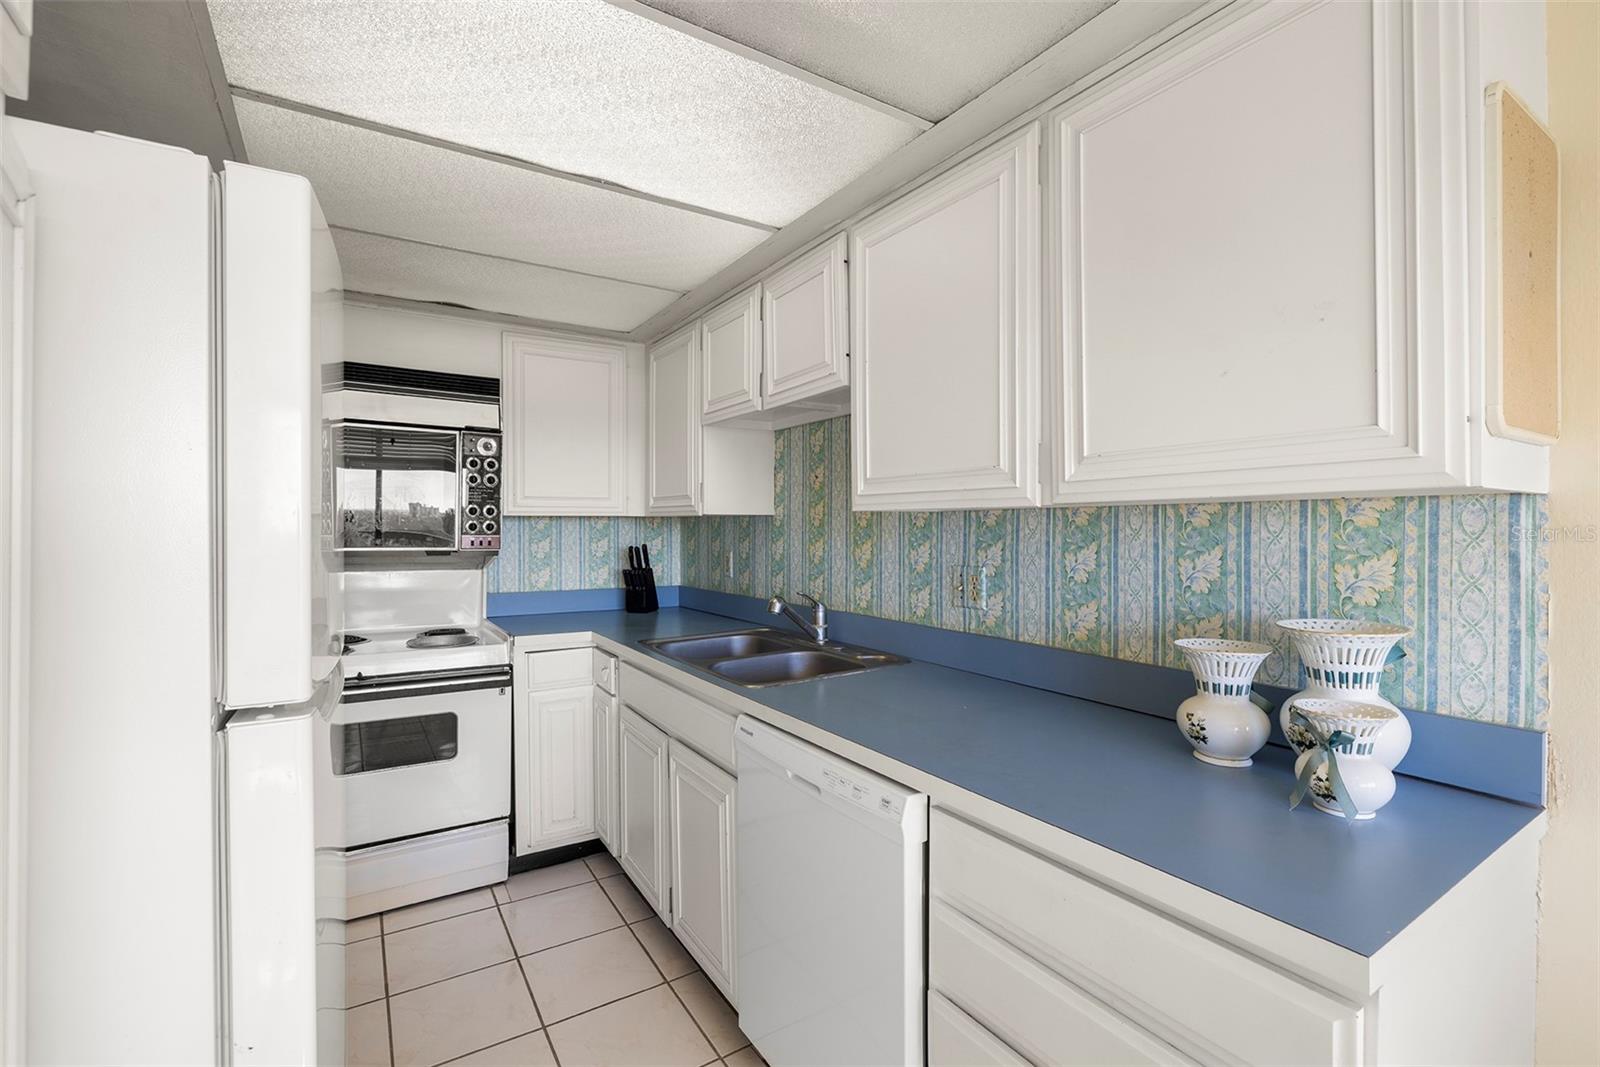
(932, 900, 1190, 1066)
(593, 648, 617, 695)
(619, 663, 735, 773)
(930, 810, 1362, 1066)
(928, 990, 1031, 1067)
(524, 648, 592, 688)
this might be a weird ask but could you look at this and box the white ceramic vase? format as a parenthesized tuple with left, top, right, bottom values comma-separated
(1173, 638, 1274, 767)
(1289, 698, 1399, 819)
(1274, 619, 1412, 770)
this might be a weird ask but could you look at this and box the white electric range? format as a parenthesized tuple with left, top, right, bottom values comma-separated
(323, 571, 513, 917)
(338, 620, 511, 681)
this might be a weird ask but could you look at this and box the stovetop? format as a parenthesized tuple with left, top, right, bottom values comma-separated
(337, 621, 511, 680)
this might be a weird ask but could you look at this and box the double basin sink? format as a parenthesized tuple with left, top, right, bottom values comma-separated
(641, 628, 907, 688)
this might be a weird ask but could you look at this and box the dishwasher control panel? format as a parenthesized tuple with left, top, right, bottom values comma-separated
(821, 767, 905, 820)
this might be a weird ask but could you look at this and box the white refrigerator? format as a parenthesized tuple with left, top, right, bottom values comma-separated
(11, 118, 346, 1065)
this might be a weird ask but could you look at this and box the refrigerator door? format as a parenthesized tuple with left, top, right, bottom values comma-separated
(220, 162, 344, 710)
(222, 673, 347, 1067)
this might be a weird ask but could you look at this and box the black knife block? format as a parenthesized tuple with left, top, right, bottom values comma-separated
(624, 563, 659, 613)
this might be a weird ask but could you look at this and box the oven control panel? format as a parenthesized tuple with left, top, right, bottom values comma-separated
(461, 432, 502, 551)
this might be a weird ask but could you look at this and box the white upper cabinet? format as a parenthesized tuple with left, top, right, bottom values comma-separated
(761, 233, 850, 414)
(647, 322, 701, 514)
(851, 124, 1042, 511)
(1046, 0, 1550, 503)
(649, 319, 775, 516)
(701, 284, 763, 423)
(502, 331, 627, 515)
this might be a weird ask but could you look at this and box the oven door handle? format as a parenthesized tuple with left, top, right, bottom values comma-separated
(340, 666, 512, 703)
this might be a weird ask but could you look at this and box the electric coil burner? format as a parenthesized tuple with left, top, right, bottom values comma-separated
(406, 627, 481, 650)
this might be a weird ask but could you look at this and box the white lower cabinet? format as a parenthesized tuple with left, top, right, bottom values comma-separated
(617, 704, 671, 915)
(928, 991, 1030, 1067)
(592, 685, 618, 854)
(930, 809, 1363, 1067)
(668, 739, 736, 1000)
(930, 901, 1192, 1067)
(514, 650, 596, 857)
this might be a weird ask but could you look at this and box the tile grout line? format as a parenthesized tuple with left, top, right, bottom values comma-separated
(492, 897, 557, 1067)
(378, 920, 396, 1067)
(383, 953, 523, 1000)
(606, 870, 729, 1062)
(381, 862, 599, 939)
(370, 861, 749, 1067)
(431, 1025, 544, 1067)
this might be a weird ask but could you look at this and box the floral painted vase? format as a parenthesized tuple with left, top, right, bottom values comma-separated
(1173, 638, 1274, 767)
(1275, 619, 1412, 770)
(1289, 698, 1400, 819)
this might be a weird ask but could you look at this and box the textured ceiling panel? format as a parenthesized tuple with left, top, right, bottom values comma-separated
(332, 230, 681, 333)
(233, 96, 769, 292)
(210, 0, 922, 226)
(641, 0, 1117, 121)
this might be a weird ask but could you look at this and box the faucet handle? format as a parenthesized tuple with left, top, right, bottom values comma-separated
(795, 592, 827, 623)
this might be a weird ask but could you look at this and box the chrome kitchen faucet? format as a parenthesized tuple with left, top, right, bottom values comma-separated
(768, 592, 829, 644)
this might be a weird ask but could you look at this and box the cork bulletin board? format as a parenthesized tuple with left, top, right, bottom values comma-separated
(1485, 82, 1561, 444)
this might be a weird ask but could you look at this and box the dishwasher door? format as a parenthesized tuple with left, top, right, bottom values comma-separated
(734, 716, 928, 1067)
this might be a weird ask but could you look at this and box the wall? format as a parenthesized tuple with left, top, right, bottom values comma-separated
(486, 515, 682, 594)
(678, 416, 1549, 728)
(1536, 2, 1600, 1062)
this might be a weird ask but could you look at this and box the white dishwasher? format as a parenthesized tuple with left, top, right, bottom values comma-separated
(734, 716, 928, 1067)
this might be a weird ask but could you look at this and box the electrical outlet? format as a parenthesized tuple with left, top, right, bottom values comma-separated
(727, 549, 735, 579)
(949, 564, 992, 610)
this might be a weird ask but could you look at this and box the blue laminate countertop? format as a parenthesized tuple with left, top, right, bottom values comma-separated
(492, 607, 1541, 959)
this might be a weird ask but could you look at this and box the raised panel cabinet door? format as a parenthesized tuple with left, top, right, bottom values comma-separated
(618, 705, 671, 915)
(647, 322, 701, 514)
(592, 686, 618, 853)
(928, 991, 1031, 1067)
(700, 284, 762, 423)
(521, 684, 594, 853)
(850, 124, 1041, 511)
(762, 233, 849, 408)
(1048, 0, 1468, 503)
(502, 332, 627, 515)
(668, 739, 736, 1001)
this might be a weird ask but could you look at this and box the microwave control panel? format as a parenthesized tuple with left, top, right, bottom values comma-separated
(461, 432, 502, 551)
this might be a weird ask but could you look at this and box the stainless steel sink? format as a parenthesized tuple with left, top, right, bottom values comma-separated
(641, 628, 907, 688)
(706, 649, 871, 686)
(645, 631, 796, 662)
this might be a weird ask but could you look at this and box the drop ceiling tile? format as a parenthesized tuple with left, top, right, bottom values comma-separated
(233, 96, 769, 292)
(210, 0, 923, 226)
(332, 230, 680, 334)
(640, 0, 1118, 121)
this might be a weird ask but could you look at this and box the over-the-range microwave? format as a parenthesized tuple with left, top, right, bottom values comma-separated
(325, 363, 503, 555)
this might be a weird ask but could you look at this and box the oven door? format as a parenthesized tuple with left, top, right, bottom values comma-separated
(333, 422, 462, 551)
(317, 666, 510, 849)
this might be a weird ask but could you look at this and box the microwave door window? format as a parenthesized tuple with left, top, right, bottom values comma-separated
(335, 425, 459, 550)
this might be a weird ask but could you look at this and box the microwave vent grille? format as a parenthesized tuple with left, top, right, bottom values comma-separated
(325, 362, 500, 404)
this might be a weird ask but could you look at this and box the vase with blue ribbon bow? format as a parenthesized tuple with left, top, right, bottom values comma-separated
(1288, 699, 1401, 820)
(1275, 619, 1412, 770)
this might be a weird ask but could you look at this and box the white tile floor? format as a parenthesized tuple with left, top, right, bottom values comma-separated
(344, 853, 764, 1067)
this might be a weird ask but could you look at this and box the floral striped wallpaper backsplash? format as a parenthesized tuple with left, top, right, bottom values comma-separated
(490, 416, 1549, 729)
